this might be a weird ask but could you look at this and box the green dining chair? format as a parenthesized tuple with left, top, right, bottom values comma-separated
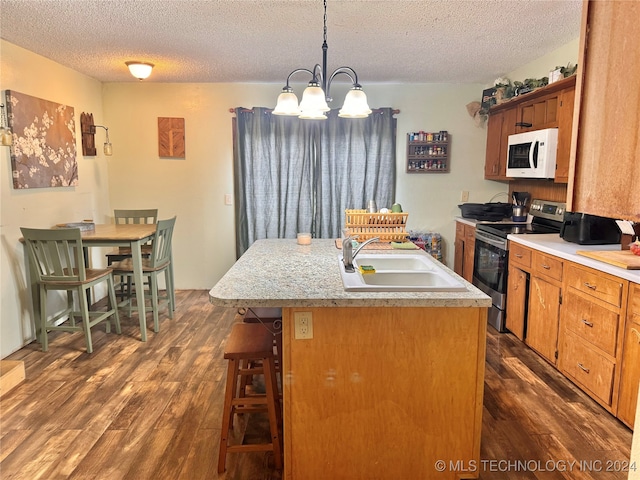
(106, 209, 158, 299)
(21, 227, 121, 353)
(109, 216, 176, 334)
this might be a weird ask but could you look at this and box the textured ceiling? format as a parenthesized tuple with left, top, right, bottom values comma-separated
(0, 0, 582, 85)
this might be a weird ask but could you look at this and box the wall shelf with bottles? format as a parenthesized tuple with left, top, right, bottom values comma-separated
(407, 131, 450, 173)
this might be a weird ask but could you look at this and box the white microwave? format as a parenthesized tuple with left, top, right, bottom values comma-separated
(506, 128, 558, 179)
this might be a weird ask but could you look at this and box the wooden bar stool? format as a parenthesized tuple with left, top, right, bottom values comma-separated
(218, 323, 283, 474)
(243, 307, 283, 375)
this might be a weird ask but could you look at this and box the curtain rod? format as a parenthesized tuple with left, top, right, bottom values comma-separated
(229, 107, 400, 115)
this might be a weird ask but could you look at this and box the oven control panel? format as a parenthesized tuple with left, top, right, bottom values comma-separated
(529, 199, 566, 222)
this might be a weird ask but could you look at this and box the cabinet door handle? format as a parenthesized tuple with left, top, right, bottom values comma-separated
(581, 319, 594, 328)
(584, 282, 597, 290)
(632, 328, 640, 343)
(577, 363, 590, 374)
(515, 122, 533, 128)
(541, 264, 550, 269)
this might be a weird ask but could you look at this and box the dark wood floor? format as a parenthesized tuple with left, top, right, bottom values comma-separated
(0, 290, 633, 479)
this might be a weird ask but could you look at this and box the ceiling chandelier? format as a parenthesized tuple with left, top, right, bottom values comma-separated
(272, 0, 372, 120)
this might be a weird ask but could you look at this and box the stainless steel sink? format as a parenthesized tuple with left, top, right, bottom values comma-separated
(338, 253, 468, 292)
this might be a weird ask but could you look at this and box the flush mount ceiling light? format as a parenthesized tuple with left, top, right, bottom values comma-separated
(125, 61, 154, 80)
(272, 0, 372, 120)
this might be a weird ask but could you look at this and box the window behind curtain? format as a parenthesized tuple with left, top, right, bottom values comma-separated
(233, 107, 396, 257)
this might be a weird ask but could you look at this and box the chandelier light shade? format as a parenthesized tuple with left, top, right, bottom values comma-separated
(273, 0, 371, 120)
(125, 61, 154, 80)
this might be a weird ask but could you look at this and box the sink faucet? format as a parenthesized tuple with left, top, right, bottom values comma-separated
(342, 236, 380, 272)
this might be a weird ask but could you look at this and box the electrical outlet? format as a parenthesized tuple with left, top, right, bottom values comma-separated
(461, 190, 470, 202)
(224, 193, 233, 205)
(294, 311, 313, 339)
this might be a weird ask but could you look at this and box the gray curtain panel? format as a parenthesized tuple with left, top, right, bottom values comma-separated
(234, 107, 396, 256)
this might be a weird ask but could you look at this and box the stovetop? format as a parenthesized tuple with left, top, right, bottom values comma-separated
(475, 199, 566, 239)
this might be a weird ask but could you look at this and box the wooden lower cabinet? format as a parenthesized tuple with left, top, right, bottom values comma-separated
(526, 275, 561, 365)
(559, 330, 616, 406)
(454, 221, 475, 283)
(558, 264, 628, 414)
(618, 284, 640, 428)
(508, 241, 638, 427)
(506, 265, 527, 340)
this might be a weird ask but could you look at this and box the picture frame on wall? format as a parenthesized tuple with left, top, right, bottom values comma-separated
(5, 90, 77, 189)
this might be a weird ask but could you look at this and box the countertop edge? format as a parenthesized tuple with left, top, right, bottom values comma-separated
(508, 234, 640, 283)
(208, 238, 491, 308)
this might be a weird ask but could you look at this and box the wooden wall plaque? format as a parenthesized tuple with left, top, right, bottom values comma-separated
(158, 117, 185, 158)
(80, 112, 97, 156)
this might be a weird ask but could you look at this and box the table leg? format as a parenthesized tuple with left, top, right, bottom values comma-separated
(131, 239, 147, 342)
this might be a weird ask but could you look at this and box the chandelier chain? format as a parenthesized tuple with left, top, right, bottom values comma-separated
(323, 0, 327, 44)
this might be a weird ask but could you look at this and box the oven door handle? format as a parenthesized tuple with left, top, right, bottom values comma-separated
(475, 230, 508, 250)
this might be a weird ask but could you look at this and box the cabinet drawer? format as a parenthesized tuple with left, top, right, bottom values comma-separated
(532, 251, 562, 282)
(455, 221, 466, 238)
(509, 242, 531, 269)
(559, 330, 615, 406)
(565, 264, 624, 307)
(563, 291, 619, 356)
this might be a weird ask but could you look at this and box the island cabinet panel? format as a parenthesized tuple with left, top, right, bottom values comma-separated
(617, 283, 640, 428)
(282, 306, 486, 480)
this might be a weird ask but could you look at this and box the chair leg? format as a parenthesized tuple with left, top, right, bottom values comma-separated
(150, 274, 159, 333)
(39, 287, 49, 352)
(67, 289, 76, 327)
(77, 287, 93, 354)
(165, 269, 174, 319)
(107, 276, 122, 334)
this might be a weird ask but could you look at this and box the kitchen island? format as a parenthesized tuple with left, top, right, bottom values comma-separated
(209, 239, 491, 480)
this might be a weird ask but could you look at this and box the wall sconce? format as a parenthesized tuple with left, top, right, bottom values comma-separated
(126, 61, 154, 80)
(80, 112, 112, 156)
(0, 103, 13, 146)
(93, 125, 112, 156)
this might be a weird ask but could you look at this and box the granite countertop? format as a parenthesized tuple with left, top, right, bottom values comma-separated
(208, 239, 491, 308)
(508, 234, 640, 283)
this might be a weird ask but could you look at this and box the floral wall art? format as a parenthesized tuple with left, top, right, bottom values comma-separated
(5, 90, 77, 189)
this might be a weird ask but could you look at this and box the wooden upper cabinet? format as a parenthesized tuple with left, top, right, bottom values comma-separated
(516, 92, 559, 132)
(484, 76, 575, 183)
(485, 108, 516, 180)
(568, 0, 640, 220)
(555, 85, 576, 183)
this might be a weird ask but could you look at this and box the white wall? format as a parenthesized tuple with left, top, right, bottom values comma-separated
(507, 38, 580, 84)
(1, 37, 579, 358)
(0, 41, 112, 357)
(102, 81, 505, 292)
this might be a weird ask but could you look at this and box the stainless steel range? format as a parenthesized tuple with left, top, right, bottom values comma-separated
(472, 199, 566, 332)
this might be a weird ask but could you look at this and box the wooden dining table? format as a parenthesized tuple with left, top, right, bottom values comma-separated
(79, 223, 157, 341)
